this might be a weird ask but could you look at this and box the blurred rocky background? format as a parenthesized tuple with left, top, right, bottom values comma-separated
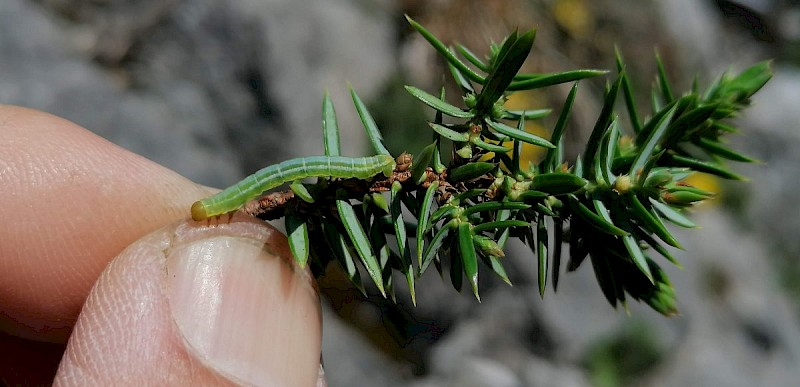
(2, 0, 799, 385)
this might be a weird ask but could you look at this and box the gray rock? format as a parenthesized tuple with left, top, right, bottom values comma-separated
(2, 0, 397, 187)
(321, 302, 404, 387)
(646, 211, 800, 387)
(0, 0, 242, 186)
(414, 287, 591, 387)
(739, 68, 800, 259)
(232, 0, 396, 159)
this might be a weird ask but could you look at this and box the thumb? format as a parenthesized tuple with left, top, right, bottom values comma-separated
(54, 216, 322, 386)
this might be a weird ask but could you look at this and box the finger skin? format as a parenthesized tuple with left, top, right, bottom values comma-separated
(0, 105, 210, 342)
(55, 216, 322, 386)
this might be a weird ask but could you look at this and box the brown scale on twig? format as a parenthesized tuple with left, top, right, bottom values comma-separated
(244, 191, 295, 219)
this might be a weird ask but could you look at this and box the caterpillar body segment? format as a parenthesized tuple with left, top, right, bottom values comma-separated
(191, 155, 396, 220)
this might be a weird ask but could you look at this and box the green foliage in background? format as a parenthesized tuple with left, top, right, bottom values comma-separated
(585, 321, 664, 387)
(235, 16, 771, 315)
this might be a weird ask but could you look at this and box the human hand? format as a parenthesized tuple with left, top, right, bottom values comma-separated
(0, 106, 323, 386)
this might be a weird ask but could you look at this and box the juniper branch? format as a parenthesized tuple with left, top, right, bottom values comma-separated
(194, 17, 772, 315)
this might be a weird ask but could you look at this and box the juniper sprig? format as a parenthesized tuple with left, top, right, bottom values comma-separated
(192, 16, 771, 315)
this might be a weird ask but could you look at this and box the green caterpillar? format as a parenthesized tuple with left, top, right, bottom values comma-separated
(191, 155, 396, 220)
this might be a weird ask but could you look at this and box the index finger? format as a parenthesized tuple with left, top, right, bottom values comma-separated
(0, 105, 211, 342)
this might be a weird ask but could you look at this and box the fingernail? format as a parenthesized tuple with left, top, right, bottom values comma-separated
(167, 222, 321, 386)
